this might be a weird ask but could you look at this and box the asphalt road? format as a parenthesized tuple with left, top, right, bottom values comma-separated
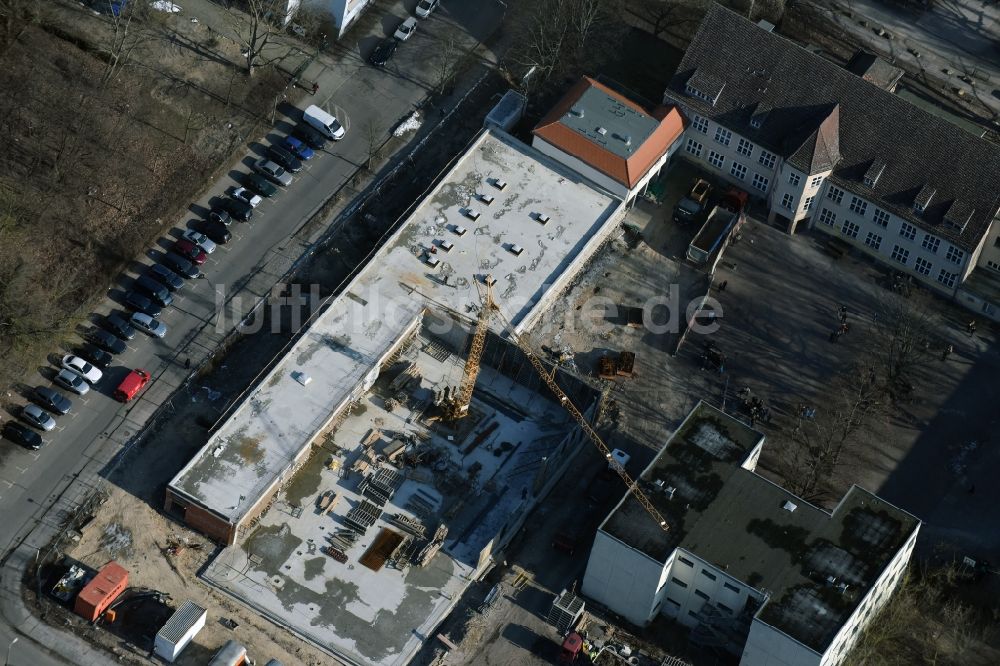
(0, 0, 505, 663)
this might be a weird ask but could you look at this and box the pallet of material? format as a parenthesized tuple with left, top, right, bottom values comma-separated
(598, 356, 617, 379)
(344, 499, 382, 534)
(361, 428, 382, 448)
(616, 351, 635, 377)
(388, 514, 427, 538)
(358, 528, 404, 572)
(323, 546, 348, 563)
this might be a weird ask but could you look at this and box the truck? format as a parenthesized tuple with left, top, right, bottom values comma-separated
(672, 177, 712, 224)
(303, 104, 345, 141)
(686, 188, 748, 265)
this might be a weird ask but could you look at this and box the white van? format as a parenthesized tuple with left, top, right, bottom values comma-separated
(303, 104, 345, 141)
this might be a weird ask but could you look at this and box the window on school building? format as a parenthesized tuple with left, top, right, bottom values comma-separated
(810, 175, 824, 188)
(864, 232, 882, 250)
(714, 127, 732, 146)
(899, 223, 916, 241)
(758, 150, 776, 169)
(818, 208, 836, 226)
(891, 245, 910, 265)
(708, 151, 725, 169)
(873, 208, 890, 227)
(827, 186, 844, 204)
(781, 193, 794, 209)
(849, 196, 868, 216)
(914, 257, 932, 276)
(945, 245, 964, 264)
(752, 173, 769, 192)
(787, 172, 801, 187)
(685, 138, 703, 157)
(937, 269, 956, 288)
(841, 220, 860, 239)
(736, 138, 753, 157)
(692, 115, 709, 134)
(731, 162, 747, 180)
(803, 195, 814, 211)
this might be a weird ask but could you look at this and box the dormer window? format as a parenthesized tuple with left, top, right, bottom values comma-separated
(863, 160, 886, 189)
(914, 184, 935, 215)
(913, 202, 925, 214)
(685, 70, 725, 107)
(750, 118, 762, 129)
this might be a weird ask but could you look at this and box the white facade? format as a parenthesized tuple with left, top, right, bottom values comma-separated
(582, 529, 671, 626)
(298, 0, 373, 38)
(532, 136, 680, 205)
(808, 182, 975, 296)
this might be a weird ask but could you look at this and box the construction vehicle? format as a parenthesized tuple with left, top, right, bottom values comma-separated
(436, 277, 668, 531)
(686, 187, 748, 265)
(672, 177, 712, 224)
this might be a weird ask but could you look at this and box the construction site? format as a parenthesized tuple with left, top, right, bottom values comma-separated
(158, 129, 625, 665)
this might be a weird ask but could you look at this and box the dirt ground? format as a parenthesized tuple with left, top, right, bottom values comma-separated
(0, 0, 289, 391)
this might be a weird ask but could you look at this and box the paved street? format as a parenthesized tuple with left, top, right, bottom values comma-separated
(0, 1, 505, 664)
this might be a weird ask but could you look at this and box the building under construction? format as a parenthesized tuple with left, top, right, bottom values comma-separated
(164, 129, 625, 665)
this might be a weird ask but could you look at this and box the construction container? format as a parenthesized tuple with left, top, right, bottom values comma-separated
(154, 600, 207, 663)
(73, 561, 128, 622)
(208, 639, 247, 666)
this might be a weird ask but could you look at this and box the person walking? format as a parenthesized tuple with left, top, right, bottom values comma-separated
(941, 344, 953, 361)
(718, 280, 728, 292)
(311, 82, 319, 95)
(967, 319, 977, 335)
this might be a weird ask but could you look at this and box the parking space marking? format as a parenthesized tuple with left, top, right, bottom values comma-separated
(0, 478, 12, 489)
(16, 465, 30, 474)
(54, 425, 66, 432)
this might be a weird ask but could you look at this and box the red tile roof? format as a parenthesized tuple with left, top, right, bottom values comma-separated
(533, 77, 685, 188)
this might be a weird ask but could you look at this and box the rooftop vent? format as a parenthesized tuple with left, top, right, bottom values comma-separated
(452, 225, 467, 236)
(508, 244, 524, 256)
(596, 127, 607, 136)
(622, 134, 632, 146)
(490, 178, 507, 191)
(479, 193, 495, 205)
(464, 208, 481, 221)
(665, 486, 677, 500)
(438, 239, 454, 252)
(536, 213, 550, 225)
(570, 107, 584, 118)
(425, 255, 440, 268)
(483, 274, 496, 286)
(291, 371, 312, 386)
(782, 500, 797, 512)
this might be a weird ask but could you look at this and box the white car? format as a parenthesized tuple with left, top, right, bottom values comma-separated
(232, 187, 262, 208)
(54, 369, 90, 396)
(415, 0, 439, 18)
(130, 312, 168, 338)
(395, 17, 418, 41)
(61, 355, 103, 384)
(181, 229, 217, 254)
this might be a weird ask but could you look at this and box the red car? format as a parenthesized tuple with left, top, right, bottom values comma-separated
(113, 368, 150, 403)
(173, 238, 207, 265)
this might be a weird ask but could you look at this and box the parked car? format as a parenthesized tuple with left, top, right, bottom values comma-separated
(303, 104, 345, 141)
(61, 354, 103, 383)
(113, 368, 150, 403)
(86, 328, 127, 355)
(2, 421, 43, 450)
(33, 387, 72, 415)
(292, 123, 328, 151)
(416, 0, 439, 18)
(209, 209, 235, 227)
(147, 264, 184, 292)
(245, 173, 278, 198)
(369, 37, 398, 67)
(394, 17, 417, 41)
(267, 145, 303, 173)
(173, 238, 208, 265)
(689, 178, 711, 206)
(21, 403, 56, 430)
(231, 187, 262, 208)
(182, 229, 217, 254)
(162, 252, 200, 279)
(252, 159, 293, 186)
(199, 219, 232, 245)
(103, 313, 136, 341)
(123, 290, 162, 318)
(54, 369, 89, 396)
(77, 344, 114, 368)
(281, 135, 314, 161)
(223, 199, 252, 222)
(134, 274, 175, 306)
(130, 312, 168, 338)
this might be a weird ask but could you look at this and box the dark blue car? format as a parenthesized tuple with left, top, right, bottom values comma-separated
(281, 135, 314, 161)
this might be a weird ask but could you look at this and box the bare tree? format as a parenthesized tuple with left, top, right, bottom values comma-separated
(778, 361, 885, 502)
(869, 291, 939, 400)
(431, 36, 462, 96)
(627, 0, 687, 38)
(364, 119, 384, 172)
(229, 0, 285, 77)
(100, 2, 146, 86)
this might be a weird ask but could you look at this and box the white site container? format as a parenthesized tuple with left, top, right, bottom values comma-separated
(154, 600, 207, 663)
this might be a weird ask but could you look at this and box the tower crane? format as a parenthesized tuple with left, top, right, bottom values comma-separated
(435, 276, 669, 532)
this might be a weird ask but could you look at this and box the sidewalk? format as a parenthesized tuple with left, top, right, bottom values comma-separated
(0, 15, 508, 666)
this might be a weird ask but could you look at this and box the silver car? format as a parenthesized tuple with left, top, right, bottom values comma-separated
(181, 229, 217, 254)
(253, 159, 293, 187)
(54, 369, 90, 396)
(22, 404, 56, 431)
(130, 312, 168, 338)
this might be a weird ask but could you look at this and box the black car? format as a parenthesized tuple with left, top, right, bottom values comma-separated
(223, 199, 252, 222)
(2, 421, 43, 450)
(293, 123, 328, 151)
(133, 275, 174, 307)
(210, 209, 234, 226)
(147, 263, 184, 292)
(85, 329, 127, 355)
(369, 38, 398, 67)
(267, 145, 303, 173)
(77, 344, 114, 368)
(199, 219, 232, 244)
(162, 252, 200, 279)
(244, 173, 278, 198)
(33, 386, 72, 415)
(123, 290, 162, 318)
(103, 313, 136, 341)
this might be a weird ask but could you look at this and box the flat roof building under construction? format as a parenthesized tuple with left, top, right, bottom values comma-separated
(584, 402, 920, 665)
(165, 129, 622, 545)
